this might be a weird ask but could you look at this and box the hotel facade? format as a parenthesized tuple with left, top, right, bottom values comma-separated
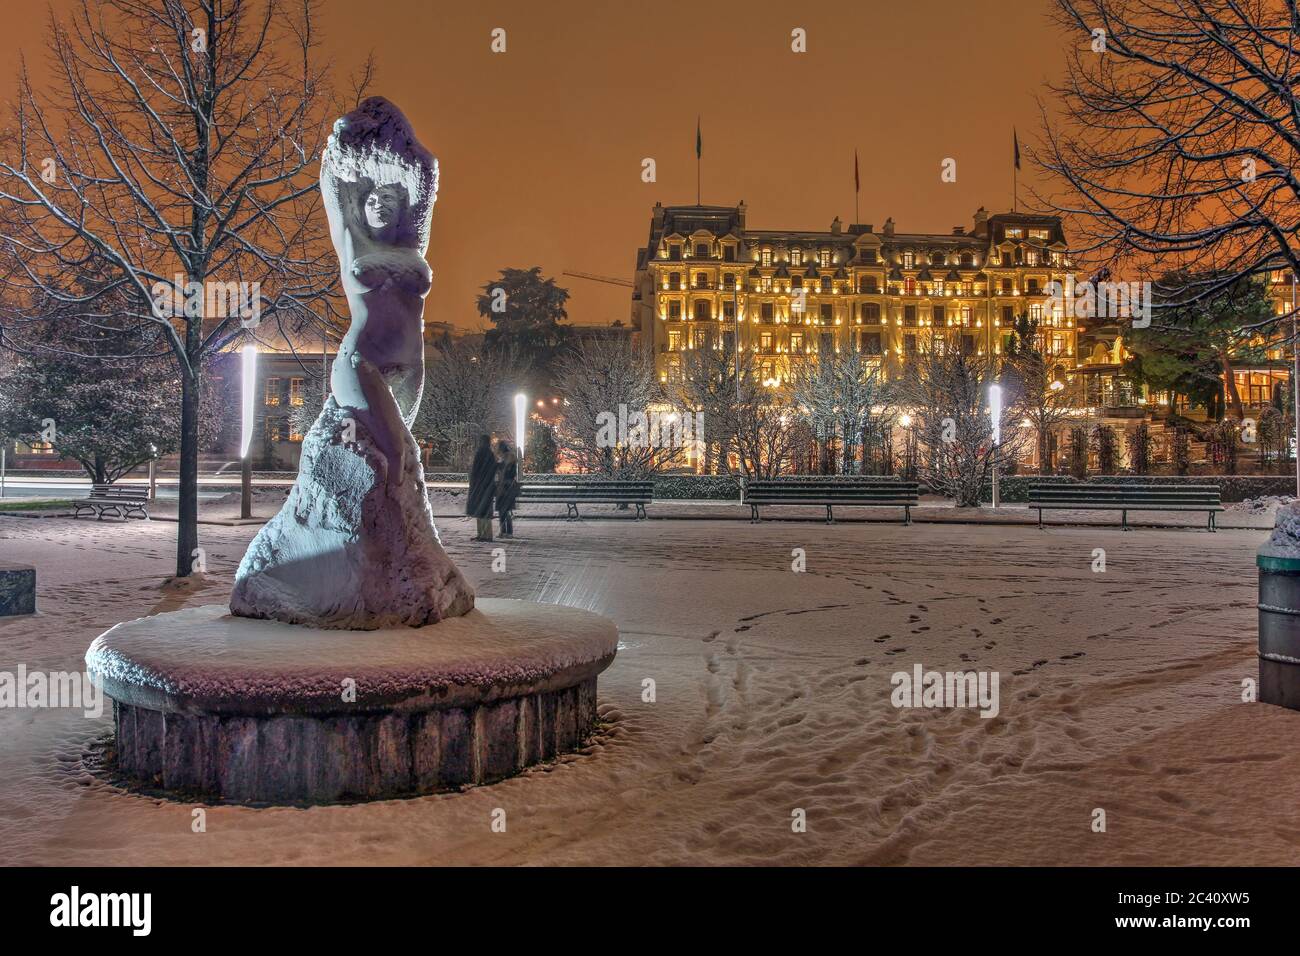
(630, 202, 1078, 390)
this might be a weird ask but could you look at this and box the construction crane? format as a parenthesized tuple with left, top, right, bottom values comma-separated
(563, 270, 634, 289)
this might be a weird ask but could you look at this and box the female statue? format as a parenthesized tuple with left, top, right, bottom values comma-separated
(231, 97, 475, 629)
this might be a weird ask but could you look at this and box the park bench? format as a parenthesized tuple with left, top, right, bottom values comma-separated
(72, 483, 150, 521)
(1026, 482, 1222, 531)
(515, 481, 654, 519)
(744, 478, 920, 524)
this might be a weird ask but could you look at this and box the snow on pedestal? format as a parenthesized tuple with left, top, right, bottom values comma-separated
(87, 600, 617, 803)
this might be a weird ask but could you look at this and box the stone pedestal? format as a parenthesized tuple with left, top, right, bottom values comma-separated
(85, 599, 617, 803)
(0, 562, 35, 617)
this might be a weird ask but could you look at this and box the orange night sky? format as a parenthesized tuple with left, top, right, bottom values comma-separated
(0, 0, 1069, 331)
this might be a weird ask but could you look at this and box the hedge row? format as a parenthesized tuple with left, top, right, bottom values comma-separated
(980, 474, 1296, 504)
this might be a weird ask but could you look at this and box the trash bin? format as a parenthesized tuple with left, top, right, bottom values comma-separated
(1258, 503, 1300, 710)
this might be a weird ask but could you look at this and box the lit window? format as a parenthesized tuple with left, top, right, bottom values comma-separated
(264, 377, 282, 407)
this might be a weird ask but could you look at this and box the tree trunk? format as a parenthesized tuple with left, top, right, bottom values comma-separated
(176, 355, 201, 578)
(1038, 427, 1051, 475)
(1222, 353, 1245, 420)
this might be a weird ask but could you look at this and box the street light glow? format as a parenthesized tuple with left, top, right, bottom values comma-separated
(240, 345, 258, 459)
(988, 384, 1002, 445)
(514, 392, 526, 458)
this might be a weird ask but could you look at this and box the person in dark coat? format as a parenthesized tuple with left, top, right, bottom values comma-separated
(495, 439, 520, 538)
(467, 434, 496, 541)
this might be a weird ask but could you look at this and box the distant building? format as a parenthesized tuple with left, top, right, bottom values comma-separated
(631, 202, 1078, 390)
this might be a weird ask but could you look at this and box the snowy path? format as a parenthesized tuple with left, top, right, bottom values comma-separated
(0, 512, 1295, 865)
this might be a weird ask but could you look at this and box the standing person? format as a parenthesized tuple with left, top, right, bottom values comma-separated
(495, 438, 520, 539)
(467, 434, 496, 541)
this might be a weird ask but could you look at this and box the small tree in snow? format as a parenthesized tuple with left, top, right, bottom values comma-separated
(788, 348, 892, 475)
(553, 337, 683, 476)
(895, 341, 1022, 506)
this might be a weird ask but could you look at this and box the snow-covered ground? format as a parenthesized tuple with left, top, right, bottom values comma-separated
(1, 506, 1296, 865)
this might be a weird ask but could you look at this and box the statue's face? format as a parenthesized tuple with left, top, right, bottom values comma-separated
(364, 184, 406, 234)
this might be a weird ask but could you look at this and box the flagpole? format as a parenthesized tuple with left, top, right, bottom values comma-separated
(1012, 128, 1020, 213)
(852, 149, 863, 227)
(696, 115, 702, 206)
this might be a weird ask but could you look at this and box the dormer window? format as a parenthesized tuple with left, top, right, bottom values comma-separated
(902, 251, 915, 269)
(791, 247, 803, 266)
(819, 249, 831, 268)
(931, 251, 944, 266)
(1005, 227, 1024, 239)
(669, 244, 681, 261)
(695, 242, 710, 258)
(860, 248, 877, 264)
(761, 248, 773, 267)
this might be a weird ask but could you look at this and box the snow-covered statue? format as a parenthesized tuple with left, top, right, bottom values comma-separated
(230, 97, 475, 629)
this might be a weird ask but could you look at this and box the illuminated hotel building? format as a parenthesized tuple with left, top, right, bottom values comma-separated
(631, 202, 1078, 389)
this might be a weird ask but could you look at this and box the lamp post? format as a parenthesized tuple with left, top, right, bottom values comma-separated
(148, 443, 158, 501)
(989, 383, 1003, 509)
(514, 392, 526, 479)
(240, 345, 258, 520)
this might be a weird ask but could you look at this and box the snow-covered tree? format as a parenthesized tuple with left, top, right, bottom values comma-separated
(553, 337, 684, 476)
(894, 342, 1024, 506)
(412, 339, 531, 470)
(674, 344, 740, 474)
(1004, 314, 1075, 475)
(0, 0, 354, 576)
(730, 352, 799, 479)
(788, 348, 893, 474)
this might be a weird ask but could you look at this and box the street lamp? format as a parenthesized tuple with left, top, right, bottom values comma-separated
(240, 345, 258, 520)
(514, 392, 526, 476)
(988, 383, 1003, 508)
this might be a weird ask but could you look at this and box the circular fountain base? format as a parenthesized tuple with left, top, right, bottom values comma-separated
(85, 599, 618, 804)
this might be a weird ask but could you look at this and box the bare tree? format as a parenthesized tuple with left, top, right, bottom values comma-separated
(674, 344, 738, 474)
(730, 352, 798, 479)
(1038, 0, 1300, 317)
(412, 339, 531, 470)
(788, 348, 893, 474)
(553, 337, 684, 476)
(1004, 315, 1075, 474)
(0, 0, 348, 576)
(895, 342, 1024, 506)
